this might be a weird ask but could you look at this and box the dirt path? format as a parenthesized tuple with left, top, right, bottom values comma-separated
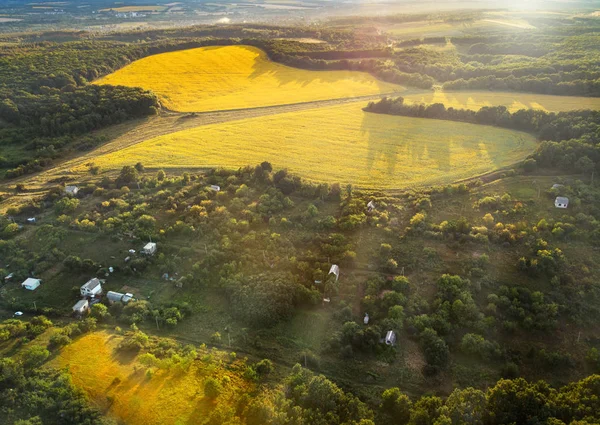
(0, 91, 422, 208)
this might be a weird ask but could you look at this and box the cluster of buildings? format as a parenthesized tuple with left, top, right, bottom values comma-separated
(18, 241, 158, 316)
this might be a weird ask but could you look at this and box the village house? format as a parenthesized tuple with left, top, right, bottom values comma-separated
(555, 196, 569, 209)
(72, 299, 89, 315)
(329, 264, 340, 282)
(21, 278, 41, 291)
(65, 185, 79, 196)
(80, 278, 103, 297)
(142, 242, 157, 255)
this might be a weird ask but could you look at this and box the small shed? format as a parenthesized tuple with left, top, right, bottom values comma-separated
(385, 330, 396, 346)
(21, 278, 41, 291)
(364, 313, 370, 325)
(142, 242, 157, 255)
(328, 264, 340, 282)
(26, 217, 36, 224)
(65, 186, 79, 196)
(107, 291, 134, 304)
(80, 277, 102, 297)
(555, 197, 569, 209)
(72, 299, 89, 314)
(208, 185, 221, 192)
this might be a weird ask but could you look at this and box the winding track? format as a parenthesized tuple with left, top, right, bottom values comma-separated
(0, 93, 404, 207)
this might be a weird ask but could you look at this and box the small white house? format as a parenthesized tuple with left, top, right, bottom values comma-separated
(65, 185, 79, 196)
(21, 278, 41, 291)
(385, 330, 396, 346)
(328, 264, 340, 282)
(142, 242, 157, 255)
(555, 196, 569, 209)
(208, 185, 221, 192)
(364, 313, 370, 325)
(80, 278, 102, 297)
(72, 299, 89, 314)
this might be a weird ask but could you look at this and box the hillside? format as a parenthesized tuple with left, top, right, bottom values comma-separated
(86, 102, 537, 189)
(94, 45, 404, 112)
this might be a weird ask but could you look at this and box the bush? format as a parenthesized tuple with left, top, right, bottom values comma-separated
(254, 359, 274, 376)
(204, 377, 222, 399)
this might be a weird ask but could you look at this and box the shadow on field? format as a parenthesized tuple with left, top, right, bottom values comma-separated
(243, 45, 392, 92)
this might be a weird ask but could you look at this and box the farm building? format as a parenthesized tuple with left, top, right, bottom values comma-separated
(329, 264, 340, 282)
(72, 299, 89, 314)
(555, 197, 569, 209)
(21, 278, 41, 291)
(106, 291, 134, 304)
(142, 242, 157, 255)
(80, 278, 103, 297)
(385, 330, 396, 346)
(65, 185, 79, 195)
(209, 185, 221, 192)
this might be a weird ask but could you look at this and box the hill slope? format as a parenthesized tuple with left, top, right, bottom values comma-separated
(88, 102, 537, 189)
(94, 45, 403, 112)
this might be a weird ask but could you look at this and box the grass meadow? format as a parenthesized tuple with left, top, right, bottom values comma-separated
(89, 102, 537, 189)
(52, 331, 254, 425)
(403, 91, 600, 112)
(94, 45, 403, 112)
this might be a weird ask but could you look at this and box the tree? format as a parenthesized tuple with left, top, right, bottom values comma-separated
(91, 303, 109, 321)
(116, 165, 138, 186)
(254, 359, 274, 377)
(21, 346, 50, 368)
(204, 377, 222, 399)
(575, 156, 595, 176)
(135, 162, 145, 172)
(380, 387, 412, 425)
(157, 169, 166, 181)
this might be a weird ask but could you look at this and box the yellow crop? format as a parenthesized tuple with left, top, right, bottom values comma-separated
(91, 102, 537, 189)
(94, 45, 403, 112)
(403, 91, 600, 112)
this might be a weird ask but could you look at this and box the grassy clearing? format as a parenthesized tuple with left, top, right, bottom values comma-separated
(94, 45, 403, 112)
(403, 91, 600, 112)
(88, 102, 537, 189)
(52, 331, 253, 425)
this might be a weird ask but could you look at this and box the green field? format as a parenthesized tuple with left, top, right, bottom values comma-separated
(87, 102, 537, 189)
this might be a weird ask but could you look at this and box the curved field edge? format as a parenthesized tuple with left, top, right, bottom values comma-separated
(93, 45, 404, 112)
(86, 102, 538, 190)
(402, 91, 600, 113)
(51, 331, 255, 425)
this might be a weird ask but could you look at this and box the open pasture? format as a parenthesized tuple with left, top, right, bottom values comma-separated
(89, 102, 537, 189)
(53, 331, 253, 425)
(93, 45, 403, 112)
(403, 91, 600, 112)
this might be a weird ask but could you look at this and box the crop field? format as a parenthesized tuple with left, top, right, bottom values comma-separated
(402, 91, 600, 112)
(88, 102, 537, 189)
(99, 6, 168, 12)
(53, 331, 254, 425)
(93, 45, 403, 112)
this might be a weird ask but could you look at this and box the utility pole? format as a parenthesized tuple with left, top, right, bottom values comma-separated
(33, 301, 37, 311)
(155, 316, 160, 330)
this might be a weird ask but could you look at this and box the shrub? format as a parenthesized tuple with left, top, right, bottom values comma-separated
(204, 377, 222, 399)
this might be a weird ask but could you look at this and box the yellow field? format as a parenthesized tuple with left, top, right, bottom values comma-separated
(93, 45, 403, 112)
(100, 6, 167, 12)
(403, 91, 600, 112)
(89, 102, 537, 189)
(52, 331, 252, 425)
